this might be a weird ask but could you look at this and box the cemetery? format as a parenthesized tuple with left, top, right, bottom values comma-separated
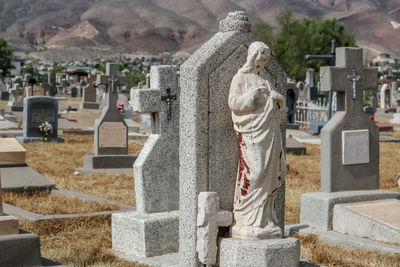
(0, 6, 399, 267)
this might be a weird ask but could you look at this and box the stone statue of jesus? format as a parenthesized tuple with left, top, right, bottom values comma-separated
(228, 41, 286, 239)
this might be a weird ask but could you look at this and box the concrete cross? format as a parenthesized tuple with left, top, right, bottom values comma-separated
(97, 63, 127, 108)
(196, 192, 232, 266)
(130, 66, 178, 135)
(320, 47, 378, 113)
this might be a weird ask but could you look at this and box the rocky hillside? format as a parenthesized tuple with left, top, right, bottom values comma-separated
(0, 0, 399, 58)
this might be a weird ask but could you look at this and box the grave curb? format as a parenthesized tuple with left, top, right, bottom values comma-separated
(300, 190, 400, 231)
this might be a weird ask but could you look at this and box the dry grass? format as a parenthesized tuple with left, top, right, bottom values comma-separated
(297, 233, 400, 266)
(9, 132, 400, 266)
(59, 98, 83, 105)
(3, 191, 120, 215)
(285, 142, 400, 224)
(61, 111, 102, 130)
(22, 134, 144, 206)
(20, 216, 147, 266)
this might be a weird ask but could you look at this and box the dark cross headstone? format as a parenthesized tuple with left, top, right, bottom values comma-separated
(320, 47, 379, 192)
(94, 63, 128, 155)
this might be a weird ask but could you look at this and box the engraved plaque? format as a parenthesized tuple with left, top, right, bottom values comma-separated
(31, 109, 54, 128)
(99, 122, 127, 148)
(342, 129, 369, 165)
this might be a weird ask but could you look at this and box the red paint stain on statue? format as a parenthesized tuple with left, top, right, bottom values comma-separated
(237, 133, 250, 197)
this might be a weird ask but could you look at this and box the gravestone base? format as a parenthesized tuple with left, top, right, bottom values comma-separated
(0, 215, 18, 235)
(286, 137, 306, 155)
(332, 199, 400, 244)
(81, 155, 136, 169)
(0, 231, 42, 267)
(218, 237, 300, 267)
(6, 103, 23, 112)
(112, 210, 179, 258)
(80, 102, 99, 110)
(16, 136, 65, 144)
(300, 190, 400, 231)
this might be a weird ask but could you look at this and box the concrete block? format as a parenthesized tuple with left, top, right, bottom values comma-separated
(112, 211, 179, 258)
(0, 232, 42, 267)
(286, 137, 306, 155)
(0, 215, 18, 235)
(300, 190, 400, 230)
(218, 237, 300, 267)
(0, 138, 26, 165)
(332, 199, 400, 244)
(82, 155, 136, 169)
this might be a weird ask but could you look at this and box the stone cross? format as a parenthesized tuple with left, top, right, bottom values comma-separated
(196, 192, 232, 266)
(130, 65, 179, 213)
(111, 65, 180, 258)
(97, 63, 127, 109)
(320, 47, 377, 114)
(320, 47, 379, 192)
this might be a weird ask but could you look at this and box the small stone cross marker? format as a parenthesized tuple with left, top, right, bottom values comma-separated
(196, 192, 232, 266)
(161, 88, 177, 120)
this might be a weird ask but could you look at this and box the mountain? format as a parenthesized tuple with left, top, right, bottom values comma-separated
(0, 0, 399, 60)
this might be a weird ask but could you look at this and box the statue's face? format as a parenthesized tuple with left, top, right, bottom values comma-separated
(254, 49, 269, 70)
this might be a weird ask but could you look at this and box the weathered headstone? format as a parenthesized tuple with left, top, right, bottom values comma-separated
(179, 11, 292, 267)
(112, 65, 180, 257)
(17, 97, 63, 143)
(380, 83, 390, 109)
(76, 63, 136, 173)
(6, 84, 24, 112)
(300, 47, 398, 231)
(80, 76, 99, 110)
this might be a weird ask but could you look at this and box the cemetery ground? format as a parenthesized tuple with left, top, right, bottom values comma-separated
(1, 133, 399, 266)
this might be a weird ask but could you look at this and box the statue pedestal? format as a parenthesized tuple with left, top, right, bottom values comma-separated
(218, 237, 300, 267)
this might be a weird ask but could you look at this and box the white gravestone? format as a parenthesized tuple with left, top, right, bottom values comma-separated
(112, 65, 180, 258)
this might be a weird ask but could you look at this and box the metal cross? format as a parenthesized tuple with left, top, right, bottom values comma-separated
(108, 74, 118, 94)
(161, 88, 177, 120)
(346, 69, 361, 101)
